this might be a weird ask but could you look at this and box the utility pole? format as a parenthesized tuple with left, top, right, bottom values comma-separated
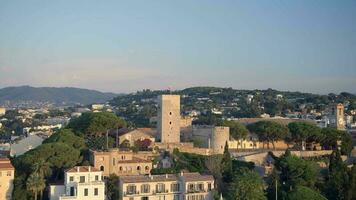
(275, 178, 278, 200)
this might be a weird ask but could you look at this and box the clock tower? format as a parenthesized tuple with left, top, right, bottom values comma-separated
(329, 103, 345, 130)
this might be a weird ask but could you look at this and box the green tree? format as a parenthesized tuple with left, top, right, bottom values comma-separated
(248, 121, 289, 149)
(288, 122, 321, 150)
(223, 121, 249, 149)
(287, 186, 327, 200)
(67, 112, 126, 136)
(106, 174, 120, 200)
(324, 149, 350, 200)
(221, 141, 232, 183)
(271, 150, 318, 193)
(43, 129, 86, 150)
(26, 173, 45, 200)
(228, 168, 266, 200)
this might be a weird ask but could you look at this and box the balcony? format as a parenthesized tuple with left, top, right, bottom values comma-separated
(153, 189, 169, 194)
(187, 189, 207, 194)
(124, 191, 140, 196)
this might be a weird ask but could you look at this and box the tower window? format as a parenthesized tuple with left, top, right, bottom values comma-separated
(169, 121, 172, 125)
(169, 112, 172, 115)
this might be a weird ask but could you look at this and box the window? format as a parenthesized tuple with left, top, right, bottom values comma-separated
(142, 197, 149, 200)
(7, 171, 11, 176)
(119, 166, 123, 171)
(174, 195, 180, 200)
(197, 183, 204, 192)
(0, 172, 2, 177)
(156, 183, 165, 193)
(171, 183, 180, 192)
(137, 166, 141, 171)
(188, 184, 194, 192)
(113, 158, 116, 166)
(129, 198, 134, 200)
(80, 176, 85, 183)
(169, 112, 172, 115)
(169, 121, 172, 125)
(70, 187, 75, 196)
(84, 188, 88, 196)
(69, 176, 74, 182)
(141, 184, 150, 193)
(95, 175, 99, 181)
(94, 188, 98, 196)
(127, 185, 137, 194)
(145, 166, 150, 171)
(208, 183, 212, 191)
(100, 166, 104, 171)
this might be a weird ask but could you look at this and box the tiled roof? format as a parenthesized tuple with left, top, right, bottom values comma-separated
(0, 158, 14, 170)
(66, 166, 100, 173)
(120, 172, 214, 183)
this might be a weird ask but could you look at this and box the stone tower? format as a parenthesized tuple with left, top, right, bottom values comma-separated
(330, 103, 345, 130)
(157, 95, 181, 143)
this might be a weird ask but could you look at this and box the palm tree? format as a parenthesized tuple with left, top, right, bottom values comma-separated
(32, 159, 51, 178)
(26, 173, 45, 200)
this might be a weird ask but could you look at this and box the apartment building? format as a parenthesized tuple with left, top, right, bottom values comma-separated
(119, 172, 214, 200)
(0, 158, 14, 200)
(90, 149, 152, 177)
(49, 166, 105, 200)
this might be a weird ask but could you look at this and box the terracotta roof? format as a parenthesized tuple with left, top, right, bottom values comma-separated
(66, 166, 100, 173)
(117, 127, 157, 137)
(120, 172, 214, 183)
(117, 156, 151, 164)
(0, 159, 14, 170)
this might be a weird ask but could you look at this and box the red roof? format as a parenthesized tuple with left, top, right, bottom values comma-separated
(66, 166, 100, 173)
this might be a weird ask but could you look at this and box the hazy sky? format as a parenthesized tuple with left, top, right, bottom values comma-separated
(0, 0, 355, 94)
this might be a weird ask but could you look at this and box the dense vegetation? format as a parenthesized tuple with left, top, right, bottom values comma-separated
(10, 112, 127, 200)
(110, 87, 356, 127)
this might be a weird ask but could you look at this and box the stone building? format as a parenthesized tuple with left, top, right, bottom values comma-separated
(117, 128, 157, 146)
(119, 172, 214, 200)
(0, 158, 14, 200)
(157, 95, 181, 144)
(49, 166, 105, 200)
(90, 149, 152, 177)
(183, 126, 230, 154)
(329, 103, 345, 130)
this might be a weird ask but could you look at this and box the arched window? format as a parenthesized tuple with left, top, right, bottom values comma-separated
(145, 166, 150, 171)
(119, 166, 123, 171)
(137, 166, 141, 171)
(100, 166, 104, 171)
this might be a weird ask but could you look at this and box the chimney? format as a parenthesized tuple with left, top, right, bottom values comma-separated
(77, 166, 80, 172)
(180, 171, 183, 176)
(89, 166, 91, 172)
(165, 174, 168, 179)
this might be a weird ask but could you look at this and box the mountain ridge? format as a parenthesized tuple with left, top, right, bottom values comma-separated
(0, 85, 118, 105)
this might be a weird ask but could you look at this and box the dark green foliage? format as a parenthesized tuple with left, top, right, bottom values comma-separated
(228, 168, 266, 200)
(222, 120, 249, 141)
(323, 150, 352, 200)
(248, 121, 289, 149)
(67, 112, 126, 136)
(287, 186, 327, 200)
(171, 150, 206, 173)
(43, 129, 86, 150)
(221, 142, 232, 183)
(320, 128, 353, 155)
(288, 122, 322, 148)
(106, 174, 120, 200)
(268, 150, 318, 199)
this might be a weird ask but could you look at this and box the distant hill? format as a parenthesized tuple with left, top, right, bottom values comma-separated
(0, 86, 118, 105)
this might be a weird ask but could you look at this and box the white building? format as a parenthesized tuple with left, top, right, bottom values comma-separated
(119, 172, 215, 200)
(49, 166, 105, 200)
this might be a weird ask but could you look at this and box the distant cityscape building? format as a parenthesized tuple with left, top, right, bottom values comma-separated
(49, 166, 105, 200)
(10, 134, 44, 157)
(0, 158, 14, 200)
(119, 172, 215, 200)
